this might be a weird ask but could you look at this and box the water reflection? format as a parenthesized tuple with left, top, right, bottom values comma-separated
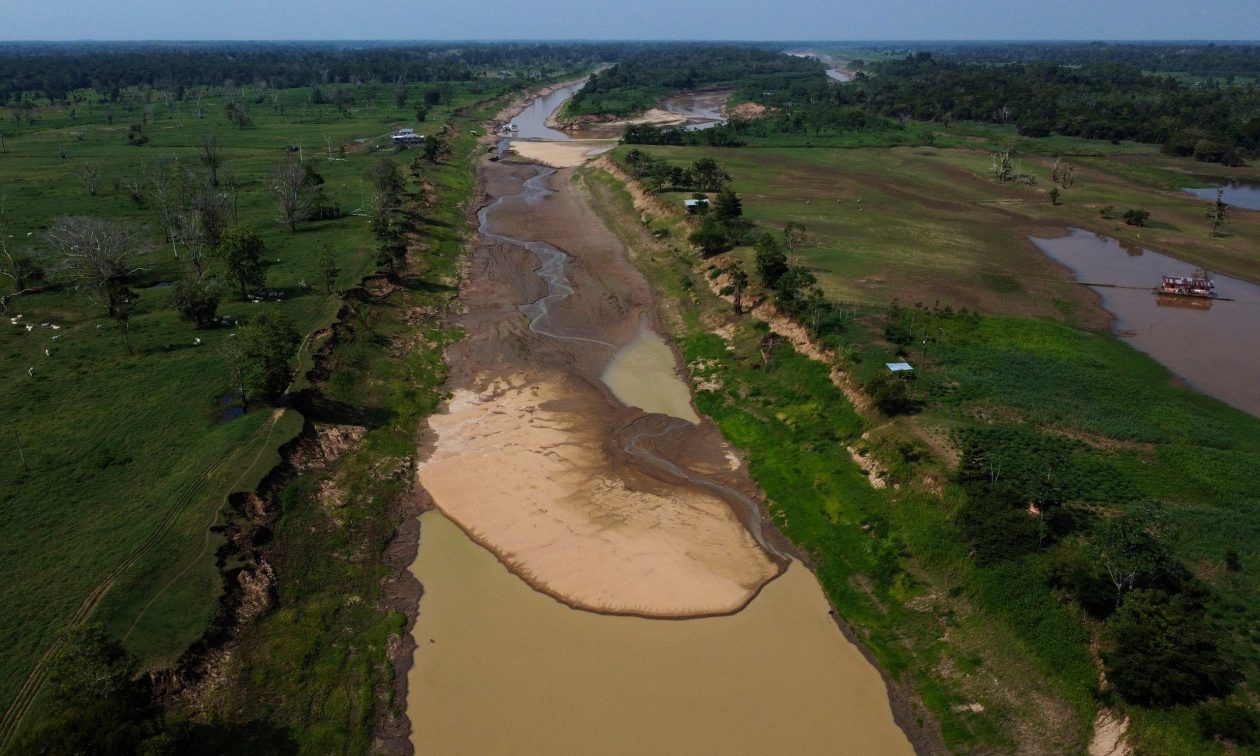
(1183, 180, 1260, 211)
(507, 80, 587, 141)
(1156, 294, 1213, 311)
(1033, 229, 1260, 417)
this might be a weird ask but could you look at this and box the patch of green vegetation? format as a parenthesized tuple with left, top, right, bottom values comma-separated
(583, 164, 1098, 752)
(0, 68, 528, 742)
(196, 90, 506, 756)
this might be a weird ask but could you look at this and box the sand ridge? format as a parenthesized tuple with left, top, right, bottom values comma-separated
(418, 371, 776, 616)
(508, 139, 616, 168)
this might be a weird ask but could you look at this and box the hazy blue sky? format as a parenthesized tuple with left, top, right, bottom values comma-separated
(3, 0, 1258, 41)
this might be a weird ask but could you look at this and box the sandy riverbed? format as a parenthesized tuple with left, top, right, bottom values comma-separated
(508, 139, 616, 168)
(415, 158, 782, 616)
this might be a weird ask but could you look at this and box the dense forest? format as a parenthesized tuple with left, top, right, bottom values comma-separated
(712, 53, 1260, 162)
(866, 41, 1260, 79)
(586, 46, 1259, 161)
(0, 42, 633, 104)
(567, 45, 822, 117)
(826, 55, 1260, 160)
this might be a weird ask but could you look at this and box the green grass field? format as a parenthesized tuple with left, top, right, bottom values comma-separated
(0, 77, 515, 735)
(620, 143, 1260, 319)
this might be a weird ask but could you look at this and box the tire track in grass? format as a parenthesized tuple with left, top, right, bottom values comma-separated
(0, 412, 282, 751)
(121, 409, 290, 644)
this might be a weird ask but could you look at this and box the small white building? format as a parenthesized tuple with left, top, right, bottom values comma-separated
(391, 128, 424, 145)
(684, 198, 710, 214)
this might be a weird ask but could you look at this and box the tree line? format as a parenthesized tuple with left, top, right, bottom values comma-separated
(568, 45, 822, 118)
(0, 41, 634, 105)
(877, 41, 1260, 80)
(766, 53, 1260, 163)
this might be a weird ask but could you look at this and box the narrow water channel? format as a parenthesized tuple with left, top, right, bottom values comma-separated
(1033, 228, 1260, 417)
(508, 80, 586, 140)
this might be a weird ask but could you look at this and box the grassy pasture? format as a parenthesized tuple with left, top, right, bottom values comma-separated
(191, 97, 496, 754)
(0, 77, 511, 725)
(622, 144, 1260, 321)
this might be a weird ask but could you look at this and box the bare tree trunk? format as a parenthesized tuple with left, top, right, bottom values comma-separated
(201, 134, 221, 188)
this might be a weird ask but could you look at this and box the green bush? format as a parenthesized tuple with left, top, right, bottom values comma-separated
(1195, 700, 1259, 745)
(956, 483, 1047, 565)
(866, 373, 914, 416)
(1104, 589, 1239, 707)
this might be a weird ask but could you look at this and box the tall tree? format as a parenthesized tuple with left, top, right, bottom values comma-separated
(218, 226, 266, 299)
(173, 275, 220, 327)
(201, 133, 222, 187)
(423, 135, 449, 165)
(754, 233, 788, 289)
(773, 265, 817, 314)
(271, 158, 314, 232)
(0, 200, 43, 296)
(713, 188, 743, 222)
(318, 246, 340, 294)
(727, 260, 749, 315)
(1093, 502, 1177, 608)
(1206, 188, 1229, 237)
(43, 216, 148, 353)
(239, 310, 301, 405)
(691, 158, 729, 191)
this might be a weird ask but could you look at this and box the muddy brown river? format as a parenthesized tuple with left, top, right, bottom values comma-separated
(1034, 228, 1260, 418)
(408, 511, 912, 755)
(405, 87, 912, 753)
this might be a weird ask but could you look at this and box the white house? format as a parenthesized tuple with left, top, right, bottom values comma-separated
(391, 128, 424, 145)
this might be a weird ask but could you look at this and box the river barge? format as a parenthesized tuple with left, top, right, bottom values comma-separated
(1158, 272, 1216, 299)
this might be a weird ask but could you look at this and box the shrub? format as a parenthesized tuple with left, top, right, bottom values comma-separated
(1103, 588, 1239, 707)
(1196, 701, 1259, 745)
(865, 372, 915, 416)
(173, 276, 220, 327)
(1122, 208, 1150, 227)
(956, 483, 1047, 564)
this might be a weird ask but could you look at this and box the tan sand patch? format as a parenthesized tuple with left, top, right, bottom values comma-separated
(509, 139, 617, 168)
(417, 372, 777, 616)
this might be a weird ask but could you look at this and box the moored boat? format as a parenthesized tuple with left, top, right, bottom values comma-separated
(1158, 272, 1216, 298)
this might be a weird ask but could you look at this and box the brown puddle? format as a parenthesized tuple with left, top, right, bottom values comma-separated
(601, 324, 702, 424)
(1033, 228, 1260, 417)
(407, 510, 913, 756)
